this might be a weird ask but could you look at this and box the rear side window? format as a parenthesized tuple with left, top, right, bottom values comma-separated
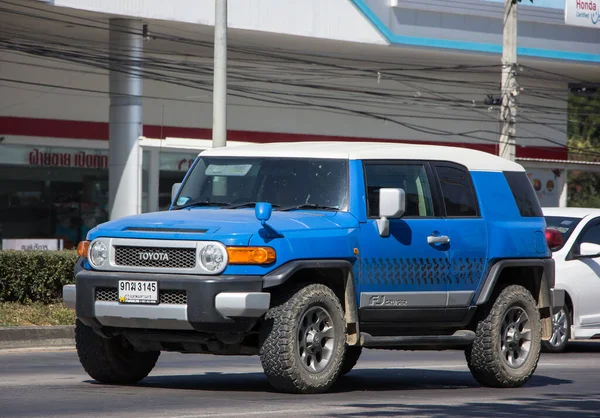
(504, 171, 543, 217)
(433, 165, 478, 217)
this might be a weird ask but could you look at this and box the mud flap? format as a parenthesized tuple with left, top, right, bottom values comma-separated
(344, 269, 360, 346)
(538, 271, 553, 341)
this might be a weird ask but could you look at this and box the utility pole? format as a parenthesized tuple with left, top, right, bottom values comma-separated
(499, 0, 518, 161)
(212, 0, 228, 148)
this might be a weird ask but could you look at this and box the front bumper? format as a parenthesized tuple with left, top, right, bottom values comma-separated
(63, 269, 270, 333)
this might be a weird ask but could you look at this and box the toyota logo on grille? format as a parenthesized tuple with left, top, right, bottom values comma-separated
(138, 251, 169, 261)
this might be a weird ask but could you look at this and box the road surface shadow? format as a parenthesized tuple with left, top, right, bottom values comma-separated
(108, 368, 570, 394)
(558, 341, 600, 354)
(329, 392, 600, 417)
(332, 368, 570, 392)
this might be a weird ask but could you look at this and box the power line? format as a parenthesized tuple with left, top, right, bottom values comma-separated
(2, 0, 599, 157)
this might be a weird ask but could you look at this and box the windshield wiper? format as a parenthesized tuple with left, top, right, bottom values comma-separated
(172, 200, 230, 210)
(278, 203, 339, 212)
(223, 201, 281, 209)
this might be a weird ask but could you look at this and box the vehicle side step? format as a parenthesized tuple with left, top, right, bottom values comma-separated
(359, 330, 476, 348)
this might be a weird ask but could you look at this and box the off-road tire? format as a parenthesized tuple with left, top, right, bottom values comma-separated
(465, 284, 541, 388)
(542, 305, 571, 353)
(340, 346, 362, 376)
(75, 319, 160, 384)
(259, 284, 346, 394)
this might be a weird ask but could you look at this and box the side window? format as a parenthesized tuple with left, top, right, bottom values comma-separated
(577, 223, 600, 256)
(503, 171, 543, 217)
(434, 165, 478, 217)
(580, 224, 600, 246)
(364, 163, 434, 218)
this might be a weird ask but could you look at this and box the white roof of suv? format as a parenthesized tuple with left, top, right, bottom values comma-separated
(200, 141, 525, 172)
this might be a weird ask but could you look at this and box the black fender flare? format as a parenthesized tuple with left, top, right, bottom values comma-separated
(263, 260, 360, 345)
(475, 258, 555, 311)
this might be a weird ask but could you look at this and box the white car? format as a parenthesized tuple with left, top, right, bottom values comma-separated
(542, 207, 600, 352)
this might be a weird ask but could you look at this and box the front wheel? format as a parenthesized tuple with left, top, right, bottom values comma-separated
(75, 320, 160, 384)
(259, 284, 346, 394)
(542, 305, 571, 353)
(465, 284, 541, 388)
(339, 346, 362, 376)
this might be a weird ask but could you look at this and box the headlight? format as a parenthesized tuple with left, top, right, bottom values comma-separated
(89, 241, 108, 267)
(200, 244, 226, 272)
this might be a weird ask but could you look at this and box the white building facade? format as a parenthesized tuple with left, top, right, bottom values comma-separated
(0, 0, 598, 246)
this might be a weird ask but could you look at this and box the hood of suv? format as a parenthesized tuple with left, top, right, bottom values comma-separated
(87, 208, 357, 246)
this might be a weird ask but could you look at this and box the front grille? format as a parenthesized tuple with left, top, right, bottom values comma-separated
(96, 287, 118, 302)
(160, 290, 187, 304)
(114, 246, 196, 269)
(95, 287, 187, 304)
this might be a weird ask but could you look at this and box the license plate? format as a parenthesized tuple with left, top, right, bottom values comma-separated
(118, 280, 158, 304)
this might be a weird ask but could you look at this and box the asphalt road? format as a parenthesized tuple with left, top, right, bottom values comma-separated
(1, 343, 600, 418)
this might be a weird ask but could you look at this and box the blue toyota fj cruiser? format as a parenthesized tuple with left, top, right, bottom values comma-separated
(63, 141, 564, 394)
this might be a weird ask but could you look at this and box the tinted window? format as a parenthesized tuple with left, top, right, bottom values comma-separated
(545, 216, 582, 251)
(434, 165, 478, 217)
(504, 171, 543, 217)
(175, 157, 348, 210)
(364, 163, 434, 218)
(580, 223, 600, 246)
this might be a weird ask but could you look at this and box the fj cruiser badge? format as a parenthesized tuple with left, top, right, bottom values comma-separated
(369, 295, 408, 307)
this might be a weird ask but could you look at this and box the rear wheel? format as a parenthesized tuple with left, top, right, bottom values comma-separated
(542, 305, 571, 353)
(75, 320, 160, 384)
(465, 285, 541, 388)
(259, 284, 346, 394)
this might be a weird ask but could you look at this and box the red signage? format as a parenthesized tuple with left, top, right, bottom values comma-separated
(29, 149, 108, 169)
(20, 148, 194, 171)
(576, 0, 597, 11)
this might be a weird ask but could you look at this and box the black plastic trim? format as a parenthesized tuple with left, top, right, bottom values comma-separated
(75, 269, 263, 333)
(360, 330, 475, 348)
(74, 256, 85, 277)
(262, 259, 354, 288)
(360, 307, 446, 323)
(475, 258, 555, 305)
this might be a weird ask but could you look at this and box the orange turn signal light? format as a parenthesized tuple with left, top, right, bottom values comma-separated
(226, 246, 276, 265)
(77, 241, 90, 258)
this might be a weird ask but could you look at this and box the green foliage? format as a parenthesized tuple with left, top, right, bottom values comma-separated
(0, 250, 77, 304)
(568, 92, 600, 208)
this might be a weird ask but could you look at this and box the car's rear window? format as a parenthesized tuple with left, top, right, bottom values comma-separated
(503, 171, 543, 217)
(544, 216, 582, 251)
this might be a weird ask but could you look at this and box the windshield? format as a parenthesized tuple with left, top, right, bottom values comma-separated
(173, 157, 349, 211)
(544, 216, 582, 251)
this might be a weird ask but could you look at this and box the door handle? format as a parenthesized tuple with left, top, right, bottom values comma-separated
(427, 235, 450, 245)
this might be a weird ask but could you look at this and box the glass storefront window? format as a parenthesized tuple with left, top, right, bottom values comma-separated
(0, 144, 199, 248)
(0, 165, 109, 249)
(142, 150, 198, 212)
